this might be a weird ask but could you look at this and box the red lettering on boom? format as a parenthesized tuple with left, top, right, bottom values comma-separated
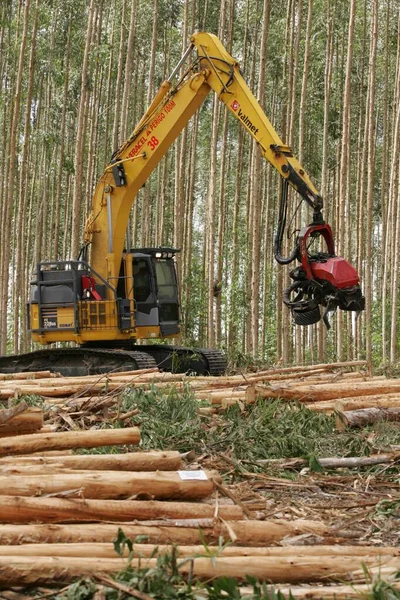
(149, 112, 165, 131)
(164, 99, 176, 113)
(128, 136, 147, 159)
(127, 101, 175, 158)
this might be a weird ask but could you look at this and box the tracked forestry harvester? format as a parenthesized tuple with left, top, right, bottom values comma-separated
(0, 33, 364, 376)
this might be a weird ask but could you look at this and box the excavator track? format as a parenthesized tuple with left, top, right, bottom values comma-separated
(137, 345, 227, 376)
(0, 346, 227, 377)
(0, 348, 157, 377)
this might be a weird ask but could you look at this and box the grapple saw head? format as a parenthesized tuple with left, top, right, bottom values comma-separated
(283, 223, 365, 328)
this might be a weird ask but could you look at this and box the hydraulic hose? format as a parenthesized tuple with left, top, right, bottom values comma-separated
(274, 178, 299, 265)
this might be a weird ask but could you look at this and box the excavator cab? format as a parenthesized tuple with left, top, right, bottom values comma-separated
(117, 247, 180, 339)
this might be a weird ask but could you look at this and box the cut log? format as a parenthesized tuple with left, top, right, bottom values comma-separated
(0, 495, 243, 523)
(0, 543, 396, 559)
(0, 426, 140, 456)
(198, 390, 246, 403)
(0, 517, 333, 543)
(0, 369, 160, 389)
(246, 360, 367, 378)
(220, 398, 244, 409)
(0, 470, 220, 499)
(269, 373, 368, 387)
(47, 395, 105, 406)
(103, 367, 159, 378)
(0, 382, 130, 399)
(197, 407, 216, 415)
(0, 371, 57, 381)
(0, 408, 43, 435)
(0, 554, 397, 586)
(0, 425, 62, 439)
(0, 450, 182, 471)
(336, 407, 400, 430)
(254, 371, 366, 386)
(188, 361, 367, 384)
(0, 401, 29, 424)
(306, 393, 400, 413)
(260, 379, 400, 402)
(209, 394, 246, 405)
(0, 523, 226, 545)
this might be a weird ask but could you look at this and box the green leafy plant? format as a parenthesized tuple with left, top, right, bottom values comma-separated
(9, 393, 43, 407)
(116, 386, 400, 466)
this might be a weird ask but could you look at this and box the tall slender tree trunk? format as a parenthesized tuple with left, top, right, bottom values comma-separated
(120, 0, 137, 141)
(337, 0, 356, 361)
(318, 0, 333, 361)
(206, 97, 220, 348)
(365, 1, 378, 363)
(14, 0, 39, 354)
(0, 0, 30, 354)
(296, 0, 312, 365)
(71, 0, 95, 259)
(227, 128, 245, 355)
(112, 0, 127, 150)
(382, 7, 400, 364)
(250, 0, 270, 358)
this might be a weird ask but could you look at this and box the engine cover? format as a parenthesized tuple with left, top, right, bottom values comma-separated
(309, 256, 360, 289)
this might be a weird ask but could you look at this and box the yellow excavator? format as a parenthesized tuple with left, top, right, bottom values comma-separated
(1, 33, 364, 375)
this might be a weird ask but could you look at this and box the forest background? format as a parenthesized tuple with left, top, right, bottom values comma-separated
(0, 0, 397, 367)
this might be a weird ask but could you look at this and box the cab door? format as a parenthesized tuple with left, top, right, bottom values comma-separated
(152, 257, 180, 336)
(132, 257, 159, 329)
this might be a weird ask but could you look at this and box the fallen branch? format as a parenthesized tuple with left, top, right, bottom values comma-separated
(211, 478, 253, 518)
(245, 452, 400, 470)
(94, 574, 153, 600)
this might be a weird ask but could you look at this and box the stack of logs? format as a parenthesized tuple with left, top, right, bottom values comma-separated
(0, 365, 399, 596)
(2, 361, 400, 429)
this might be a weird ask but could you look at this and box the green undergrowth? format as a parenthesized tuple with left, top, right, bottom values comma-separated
(54, 563, 296, 600)
(110, 385, 400, 471)
(10, 393, 44, 407)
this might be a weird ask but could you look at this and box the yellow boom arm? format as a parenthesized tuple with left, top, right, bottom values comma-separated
(83, 32, 322, 291)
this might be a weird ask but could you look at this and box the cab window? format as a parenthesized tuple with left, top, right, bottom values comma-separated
(133, 259, 152, 302)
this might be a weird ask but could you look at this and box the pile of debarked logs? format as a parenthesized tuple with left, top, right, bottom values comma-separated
(0, 364, 399, 596)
